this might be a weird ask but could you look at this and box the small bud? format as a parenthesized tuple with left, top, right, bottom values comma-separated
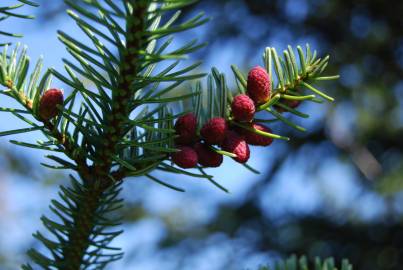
(200, 117, 228, 145)
(171, 146, 198, 169)
(247, 66, 271, 104)
(221, 130, 250, 164)
(194, 142, 223, 168)
(38, 88, 64, 121)
(174, 113, 198, 145)
(231, 94, 255, 122)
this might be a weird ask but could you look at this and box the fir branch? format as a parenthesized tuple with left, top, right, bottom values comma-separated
(22, 177, 124, 270)
(0, 1, 343, 269)
(0, 75, 91, 179)
(258, 45, 337, 110)
(10, 1, 209, 269)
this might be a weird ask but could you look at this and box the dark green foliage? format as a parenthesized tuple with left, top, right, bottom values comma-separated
(254, 255, 352, 270)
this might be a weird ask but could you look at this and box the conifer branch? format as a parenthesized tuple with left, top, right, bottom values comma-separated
(0, 1, 346, 269)
(1, 81, 91, 180)
(22, 177, 124, 270)
(4, 1, 209, 268)
(56, 181, 119, 270)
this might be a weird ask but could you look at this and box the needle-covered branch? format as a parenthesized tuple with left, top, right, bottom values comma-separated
(0, 1, 346, 269)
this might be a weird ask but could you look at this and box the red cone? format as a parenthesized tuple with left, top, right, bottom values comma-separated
(171, 146, 198, 169)
(194, 142, 223, 167)
(221, 131, 250, 163)
(247, 66, 271, 104)
(231, 94, 255, 122)
(38, 88, 64, 121)
(200, 117, 228, 145)
(174, 113, 198, 145)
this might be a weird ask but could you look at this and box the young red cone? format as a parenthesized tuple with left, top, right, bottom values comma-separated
(174, 113, 198, 145)
(200, 117, 228, 145)
(38, 88, 64, 121)
(247, 66, 271, 105)
(194, 142, 223, 168)
(231, 94, 255, 122)
(221, 130, 250, 164)
(238, 123, 273, 146)
(171, 146, 198, 169)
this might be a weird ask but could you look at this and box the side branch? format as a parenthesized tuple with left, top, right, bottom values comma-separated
(0, 84, 92, 180)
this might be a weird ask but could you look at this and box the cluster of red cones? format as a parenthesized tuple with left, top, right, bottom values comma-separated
(172, 66, 277, 169)
(37, 68, 298, 170)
